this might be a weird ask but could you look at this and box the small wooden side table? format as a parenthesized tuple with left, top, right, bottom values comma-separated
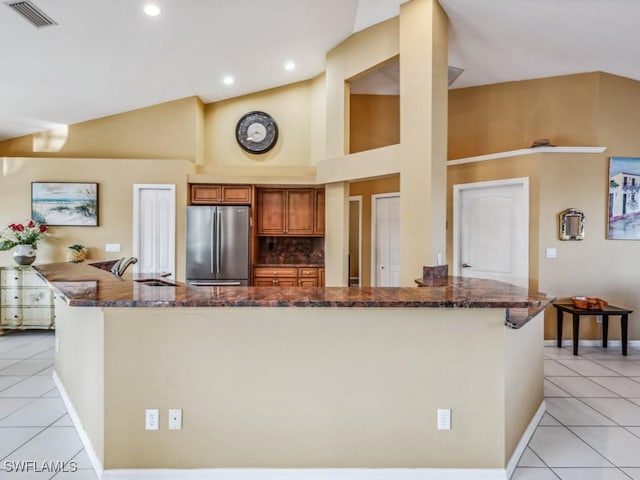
(553, 303, 633, 356)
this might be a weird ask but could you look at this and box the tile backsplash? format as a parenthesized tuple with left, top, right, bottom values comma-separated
(257, 237, 324, 264)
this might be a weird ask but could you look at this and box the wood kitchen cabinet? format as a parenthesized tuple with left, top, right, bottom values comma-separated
(257, 187, 324, 236)
(190, 184, 252, 205)
(314, 189, 325, 235)
(252, 266, 324, 287)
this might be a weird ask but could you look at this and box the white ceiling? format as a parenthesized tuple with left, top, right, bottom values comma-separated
(1, 0, 639, 142)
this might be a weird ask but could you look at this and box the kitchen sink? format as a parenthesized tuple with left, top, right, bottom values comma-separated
(135, 278, 178, 287)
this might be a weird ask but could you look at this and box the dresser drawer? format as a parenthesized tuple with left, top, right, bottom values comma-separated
(253, 267, 298, 278)
(21, 307, 55, 327)
(21, 270, 46, 287)
(1, 289, 22, 306)
(1, 307, 22, 326)
(298, 267, 318, 278)
(1, 270, 22, 287)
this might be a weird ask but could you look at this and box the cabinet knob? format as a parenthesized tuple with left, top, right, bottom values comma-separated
(273, 271, 277, 275)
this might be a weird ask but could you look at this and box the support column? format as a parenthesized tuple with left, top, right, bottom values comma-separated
(324, 181, 349, 286)
(399, 0, 448, 286)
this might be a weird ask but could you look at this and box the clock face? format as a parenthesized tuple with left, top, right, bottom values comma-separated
(236, 111, 278, 154)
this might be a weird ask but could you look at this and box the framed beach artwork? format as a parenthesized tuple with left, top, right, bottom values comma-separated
(31, 182, 99, 226)
(608, 157, 640, 239)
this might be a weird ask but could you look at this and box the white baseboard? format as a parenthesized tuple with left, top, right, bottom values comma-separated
(544, 339, 640, 348)
(102, 468, 508, 480)
(52, 371, 105, 479)
(505, 401, 546, 479)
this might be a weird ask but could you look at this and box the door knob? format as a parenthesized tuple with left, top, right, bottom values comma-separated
(461, 263, 472, 268)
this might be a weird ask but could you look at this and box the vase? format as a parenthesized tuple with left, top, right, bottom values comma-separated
(13, 244, 37, 266)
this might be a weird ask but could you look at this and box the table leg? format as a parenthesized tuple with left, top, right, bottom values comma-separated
(622, 314, 628, 356)
(602, 315, 609, 348)
(573, 313, 580, 355)
(557, 309, 563, 348)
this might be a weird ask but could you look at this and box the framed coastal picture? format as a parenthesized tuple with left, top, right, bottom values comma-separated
(31, 182, 99, 226)
(608, 157, 640, 239)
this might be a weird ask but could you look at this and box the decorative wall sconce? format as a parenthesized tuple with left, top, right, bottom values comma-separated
(559, 208, 585, 240)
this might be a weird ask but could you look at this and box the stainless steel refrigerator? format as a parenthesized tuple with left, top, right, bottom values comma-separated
(186, 206, 251, 286)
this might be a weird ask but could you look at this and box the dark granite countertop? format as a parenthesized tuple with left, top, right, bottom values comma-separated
(33, 263, 554, 324)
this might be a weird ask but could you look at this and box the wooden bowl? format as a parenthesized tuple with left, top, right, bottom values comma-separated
(572, 296, 608, 310)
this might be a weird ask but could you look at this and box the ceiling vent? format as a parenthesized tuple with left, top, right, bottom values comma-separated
(5, 0, 57, 28)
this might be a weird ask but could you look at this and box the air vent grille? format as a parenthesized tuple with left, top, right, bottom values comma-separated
(5, 0, 57, 28)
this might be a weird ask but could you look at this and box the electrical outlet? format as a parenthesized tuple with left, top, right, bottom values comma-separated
(596, 315, 603, 324)
(105, 243, 121, 252)
(145, 409, 159, 430)
(437, 408, 451, 430)
(168, 408, 182, 430)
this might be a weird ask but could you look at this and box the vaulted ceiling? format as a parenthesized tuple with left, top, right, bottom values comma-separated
(1, 0, 638, 142)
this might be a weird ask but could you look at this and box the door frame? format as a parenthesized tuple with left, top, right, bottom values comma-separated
(349, 195, 363, 287)
(133, 184, 176, 276)
(370, 192, 400, 287)
(452, 177, 529, 285)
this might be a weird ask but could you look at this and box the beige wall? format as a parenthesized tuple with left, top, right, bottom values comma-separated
(448, 73, 600, 160)
(349, 175, 400, 286)
(202, 81, 313, 171)
(54, 298, 105, 467)
(448, 72, 640, 341)
(55, 305, 528, 469)
(349, 94, 399, 154)
(0, 97, 203, 162)
(0, 157, 192, 280)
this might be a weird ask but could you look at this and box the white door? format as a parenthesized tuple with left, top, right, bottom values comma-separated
(453, 178, 529, 288)
(371, 193, 400, 287)
(133, 184, 176, 278)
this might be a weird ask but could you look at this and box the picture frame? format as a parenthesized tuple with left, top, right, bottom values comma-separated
(608, 157, 640, 240)
(31, 182, 99, 226)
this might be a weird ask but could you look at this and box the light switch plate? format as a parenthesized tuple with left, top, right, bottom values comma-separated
(545, 247, 557, 259)
(105, 243, 121, 252)
(168, 408, 182, 430)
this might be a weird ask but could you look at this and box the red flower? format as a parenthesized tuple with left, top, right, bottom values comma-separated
(9, 224, 17, 231)
(15, 224, 24, 232)
(28, 220, 35, 228)
(39, 225, 48, 233)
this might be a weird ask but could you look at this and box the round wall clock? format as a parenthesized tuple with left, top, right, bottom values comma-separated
(235, 111, 278, 154)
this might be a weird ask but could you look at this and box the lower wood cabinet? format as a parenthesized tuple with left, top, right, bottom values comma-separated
(253, 266, 325, 287)
(0, 266, 55, 334)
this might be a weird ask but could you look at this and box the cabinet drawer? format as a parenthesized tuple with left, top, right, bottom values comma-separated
(298, 267, 317, 278)
(222, 186, 251, 204)
(21, 307, 55, 327)
(1, 270, 22, 287)
(253, 267, 298, 277)
(1, 289, 22, 306)
(191, 185, 221, 204)
(1, 307, 22, 326)
(298, 278, 318, 287)
(21, 270, 46, 287)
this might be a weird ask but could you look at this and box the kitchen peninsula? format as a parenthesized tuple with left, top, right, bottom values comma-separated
(34, 262, 554, 480)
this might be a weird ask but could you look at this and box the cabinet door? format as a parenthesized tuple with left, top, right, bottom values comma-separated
(298, 278, 318, 287)
(255, 278, 277, 287)
(222, 186, 251, 204)
(318, 268, 325, 287)
(257, 189, 286, 235)
(314, 189, 325, 235)
(191, 185, 222, 204)
(273, 278, 297, 287)
(286, 189, 314, 235)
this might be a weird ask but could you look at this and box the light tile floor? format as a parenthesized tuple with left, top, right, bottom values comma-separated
(0, 330, 96, 479)
(513, 343, 640, 480)
(2, 330, 640, 479)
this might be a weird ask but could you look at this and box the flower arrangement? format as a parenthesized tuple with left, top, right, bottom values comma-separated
(0, 220, 49, 250)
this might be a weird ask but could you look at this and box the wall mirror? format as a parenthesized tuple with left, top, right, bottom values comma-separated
(559, 208, 585, 240)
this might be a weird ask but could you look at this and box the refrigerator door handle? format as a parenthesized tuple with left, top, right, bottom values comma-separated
(216, 210, 222, 276)
(210, 209, 216, 274)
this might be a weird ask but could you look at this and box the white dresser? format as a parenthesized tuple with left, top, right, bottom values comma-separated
(0, 266, 55, 334)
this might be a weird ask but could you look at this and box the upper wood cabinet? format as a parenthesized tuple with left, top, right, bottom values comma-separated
(190, 184, 252, 205)
(314, 189, 325, 235)
(257, 188, 324, 236)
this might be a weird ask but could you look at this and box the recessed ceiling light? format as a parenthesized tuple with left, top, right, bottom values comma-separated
(223, 75, 235, 85)
(143, 3, 161, 16)
(285, 61, 296, 71)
